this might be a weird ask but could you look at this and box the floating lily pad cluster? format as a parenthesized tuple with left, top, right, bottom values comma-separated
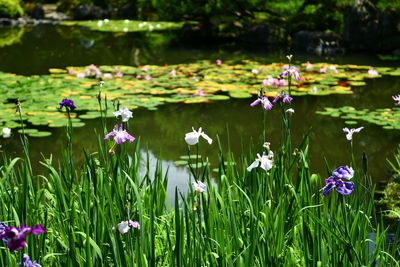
(0, 60, 399, 136)
(316, 106, 400, 130)
(60, 20, 187, 33)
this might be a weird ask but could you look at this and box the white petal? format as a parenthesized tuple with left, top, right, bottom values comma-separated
(260, 157, 273, 171)
(200, 132, 213, 144)
(247, 159, 260, 172)
(185, 132, 200, 145)
(118, 221, 130, 234)
(354, 127, 364, 133)
(346, 132, 353, 140)
(343, 127, 350, 133)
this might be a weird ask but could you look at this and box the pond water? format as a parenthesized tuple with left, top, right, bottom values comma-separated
(0, 24, 399, 192)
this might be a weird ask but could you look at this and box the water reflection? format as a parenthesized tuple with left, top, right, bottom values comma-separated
(0, 24, 398, 76)
(138, 150, 190, 202)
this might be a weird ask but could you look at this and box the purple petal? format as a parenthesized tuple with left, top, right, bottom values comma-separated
(30, 225, 45, 235)
(250, 98, 261, 107)
(292, 70, 301, 81)
(282, 95, 293, 104)
(279, 71, 288, 79)
(324, 177, 335, 184)
(262, 99, 273, 111)
(272, 94, 281, 104)
(7, 236, 26, 251)
(336, 181, 354, 195)
(104, 131, 116, 140)
(322, 182, 336, 196)
(4, 227, 18, 238)
(332, 166, 354, 180)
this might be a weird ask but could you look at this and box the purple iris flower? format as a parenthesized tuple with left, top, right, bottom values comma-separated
(250, 96, 273, 111)
(19, 255, 41, 267)
(279, 66, 301, 81)
(104, 124, 135, 145)
(0, 223, 45, 251)
(283, 95, 293, 104)
(59, 99, 76, 110)
(322, 166, 355, 196)
(273, 93, 293, 104)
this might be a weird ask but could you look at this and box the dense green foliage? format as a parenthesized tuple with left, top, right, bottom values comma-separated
(379, 146, 400, 219)
(0, 0, 23, 18)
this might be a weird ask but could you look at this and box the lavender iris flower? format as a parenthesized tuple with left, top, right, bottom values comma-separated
(282, 95, 293, 104)
(273, 93, 293, 104)
(279, 66, 301, 81)
(250, 96, 273, 111)
(104, 124, 135, 145)
(322, 166, 355, 196)
(19, 255, 41, 267)
(59, 99, 76, 110)
(0, 224, 45, 251)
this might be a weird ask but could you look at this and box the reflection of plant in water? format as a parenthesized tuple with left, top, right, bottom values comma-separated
(0, 27, 25, 48)
(55, 25, 106, 42)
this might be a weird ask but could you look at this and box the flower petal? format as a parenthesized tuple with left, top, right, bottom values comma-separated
(336, 181, 354, 195)
(200, 132, 213, 144)
(118, 221, 130, 234)
(185, 132, 200, 145)
(353, 127, 364, 133)
(250, 98, 261, 107)
(247, 159, 260, 172)
(259, 157, 273, 171)
(322, 182, 336, 196)
(292, 71, 301, 81)
(346, 132, 353, 140)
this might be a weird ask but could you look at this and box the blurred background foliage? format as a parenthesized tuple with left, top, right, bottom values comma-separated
(1, 0, 398, 31)
(1, 0, 399, 52)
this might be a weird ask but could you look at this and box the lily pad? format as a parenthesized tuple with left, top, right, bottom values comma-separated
(28, 131, 52, 137)
(0, 59, 397, 137)
(318, 106, 400, 130)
